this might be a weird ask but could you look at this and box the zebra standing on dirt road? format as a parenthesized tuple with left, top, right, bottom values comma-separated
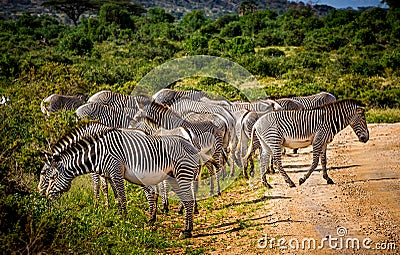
(41, 93, 88, 115)
(244, 99, 369, 188)
(42, 122, 201, 238)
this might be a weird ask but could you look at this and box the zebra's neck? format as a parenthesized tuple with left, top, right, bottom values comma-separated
(323, 101, 356, 136)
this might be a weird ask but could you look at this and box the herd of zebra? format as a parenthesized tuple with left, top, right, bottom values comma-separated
(38, 89, 369, 238)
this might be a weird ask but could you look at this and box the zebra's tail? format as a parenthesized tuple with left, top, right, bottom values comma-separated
(244, 126, 256, 163)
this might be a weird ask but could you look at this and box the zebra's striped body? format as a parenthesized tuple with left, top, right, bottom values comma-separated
(41, 93, 87, 116)
(43, 123, 201, 238)
(152, 89, 208, 106)
(39, 123, 147, 208)
(88, 90, 151, 109)
(289, 92, 336, 109)
(76, 103, 133, 128)
(275, 98, 305, 110)
(245, 99, 369, 187)
(131, 101, 226, 195)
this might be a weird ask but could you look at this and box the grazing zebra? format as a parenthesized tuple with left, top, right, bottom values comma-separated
(131, 101, 227, 196)
(152, 89, 209, 106)
(75, 103, 134, 128)
(42, 123, 201, 238)
(38, 123, 148, 208)
(244, 99, 369, 188)
(39, 162, 116, 208)
(88, 90, 151, 109)
(41, 93, 88, 116)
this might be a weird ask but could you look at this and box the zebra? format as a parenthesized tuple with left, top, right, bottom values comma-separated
(170, 98, 237, 175)
(244, 99, 369, 188)
(75, 103, 134, 128)
(228, 99, 282, 114)
(41, 93, 88, 116)
(274, 98, 305, 110)
(152, 89, 209, 106)
(130, 101, 227, 196)
(0, 96, 10, 106)
(292, 91, 336, 108)
(88, 90, 151, 109)
(39, 163, 115, 208)
(127, 123, 202, 214)
(38, 123, 148, 208)
(42, 122, 201, 238)
(276, 93, 336, 155)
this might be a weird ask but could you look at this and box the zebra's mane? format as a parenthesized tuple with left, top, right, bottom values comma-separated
(52, 122, 115, 155)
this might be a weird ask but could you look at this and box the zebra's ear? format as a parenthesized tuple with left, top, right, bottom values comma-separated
(40, 151, 52, 162)
(356, 107, 365, 114)
(53, 154, 61, 162)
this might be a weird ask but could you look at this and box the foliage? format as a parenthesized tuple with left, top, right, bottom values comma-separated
(1, 3, 400, 253)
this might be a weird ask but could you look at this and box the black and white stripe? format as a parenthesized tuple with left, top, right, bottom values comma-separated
(43, 123, 201, 238)
(245, 99, 369, 187)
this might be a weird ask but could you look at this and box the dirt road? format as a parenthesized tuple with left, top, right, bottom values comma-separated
(164, 123, 400, 254)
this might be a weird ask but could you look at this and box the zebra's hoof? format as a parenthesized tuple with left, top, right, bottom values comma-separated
(288, 182, 296, 188)
(262, 182, 273, 189)
(299, 178, 305, 185)
(194, 209, 199, 215)
(179, 230, 192, 239)
(327, 178, 335, 185)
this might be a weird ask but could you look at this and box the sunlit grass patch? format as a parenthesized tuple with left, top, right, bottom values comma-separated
(367, 108, 400, 123)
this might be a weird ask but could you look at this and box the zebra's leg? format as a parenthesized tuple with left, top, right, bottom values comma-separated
(142, 185, 158, 224)
(299, 144, 322, 185)
(90, 173, 100, 208)
(109, 169, 127, 215)
(249, 152, 255, 178)
(259, 150, 270, 186)
(321, 146, 334, 184)
(160, 180, 169, 214)
(107, 177, 120, 208)
(205, 162, 215, 196)
(192, 179, 199, 214)
(168, 178, 194, 239)
(100, 175, 109, 209)
(271, 148, 296, 188)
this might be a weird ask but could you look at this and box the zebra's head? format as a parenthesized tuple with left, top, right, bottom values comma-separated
(39, 151, 72, 200)
(38, 160, 51, 195)
(349, 106, 369, 143)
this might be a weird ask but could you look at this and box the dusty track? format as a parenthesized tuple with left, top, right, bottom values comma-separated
(163, 123, 400, 254)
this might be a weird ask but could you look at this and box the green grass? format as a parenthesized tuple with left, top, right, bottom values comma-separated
(367, 108, 400, 123)
(13, 175, 181, 254)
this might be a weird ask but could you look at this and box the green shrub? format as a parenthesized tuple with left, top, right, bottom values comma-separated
(58, 31, 94, 56)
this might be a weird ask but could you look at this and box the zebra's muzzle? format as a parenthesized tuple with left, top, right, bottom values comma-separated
(359, 134, 368, 143)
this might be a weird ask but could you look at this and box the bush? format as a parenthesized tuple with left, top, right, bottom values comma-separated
(58, 31, 94, 56)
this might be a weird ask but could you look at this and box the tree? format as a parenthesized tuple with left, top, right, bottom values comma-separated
(381, 0, 400, 9)
(180, 10, 208, 33)
(238, 1, 257, 16)
(42, 0, 97, 26)
(147, 7, 175, 24)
